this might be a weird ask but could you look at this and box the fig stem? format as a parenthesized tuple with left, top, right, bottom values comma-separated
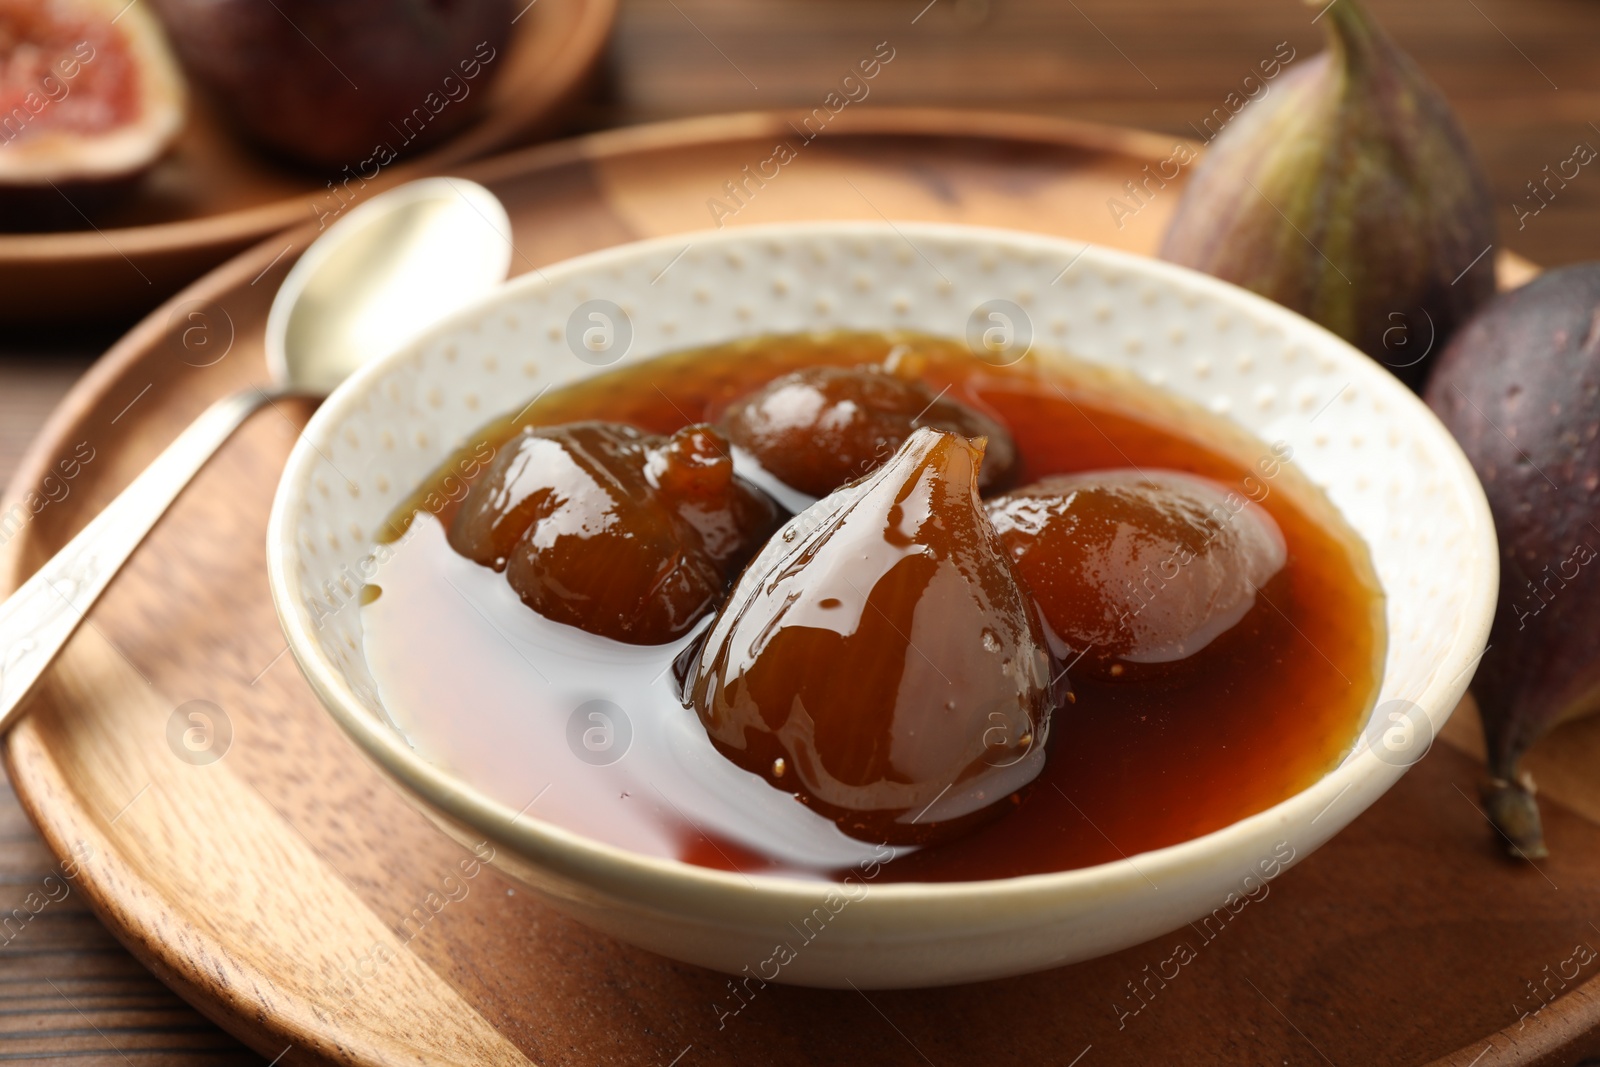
(1318, 0, 1394, 82)
(1482, 777, 1549, 860)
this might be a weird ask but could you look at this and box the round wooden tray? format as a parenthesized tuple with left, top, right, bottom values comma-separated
(0, 0, 615, 326)
(0, 108, 1591, 1067)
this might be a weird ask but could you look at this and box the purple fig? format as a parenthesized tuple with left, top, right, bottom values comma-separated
(150, 0, 512, 168)
(1425, 263, 1600, 859)
(1160, 0, 1496, 391)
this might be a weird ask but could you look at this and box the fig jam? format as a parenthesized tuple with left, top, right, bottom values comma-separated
(365, 333, 1385, 882)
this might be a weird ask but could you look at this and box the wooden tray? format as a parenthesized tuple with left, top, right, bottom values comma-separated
(0, 0, 615, 326)
(0, 108, 1587, 1067)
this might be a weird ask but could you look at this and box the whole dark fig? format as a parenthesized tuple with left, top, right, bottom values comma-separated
(1425, 264, 1600, 859)
(150, 0, 511, 167)
(449, 422, 781, 646)
(1160, 0, 1495, 391)
(689, 428, 1054, 847)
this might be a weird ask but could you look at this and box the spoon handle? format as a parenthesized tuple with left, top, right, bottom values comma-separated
(0, 388, 269, 729)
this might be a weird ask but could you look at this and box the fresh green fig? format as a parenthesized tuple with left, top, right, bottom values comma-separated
(1160, 0, 1496, 391)
(1425, 263, 1600, 859)
(150, 0, 511, 168)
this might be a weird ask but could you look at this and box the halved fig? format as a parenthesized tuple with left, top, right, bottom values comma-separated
(448, 421, 782, 646)
(0, 0, 185, 227)
(986, 470, 1287, 679)
(689, 427, 1055, 847)
(721, 357, 1017, 499)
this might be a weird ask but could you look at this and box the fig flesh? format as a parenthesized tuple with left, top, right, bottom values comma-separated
(1159, 0, 1495, 391)
(449, 422, 781, 646)
(721, 358, 1017, 498)
(0, 0, 185, 227)
(987, 471, 1286, 680)
(689, 427, 1054, 847)
(1425, 263, 1600, 859)
(150, 0, 510, 167)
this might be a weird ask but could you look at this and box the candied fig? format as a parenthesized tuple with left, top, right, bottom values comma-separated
(721, 360, 1016, 498)
(449, 422, 780, 645)
(987, 470, 1286, 678)
(689, 427, 1054, 846)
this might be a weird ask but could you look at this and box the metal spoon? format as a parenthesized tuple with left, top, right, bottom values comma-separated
(0, 177, 513, 727)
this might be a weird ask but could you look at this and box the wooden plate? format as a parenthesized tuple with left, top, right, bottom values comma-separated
(0, 0, 616, 327)
(0, 108, 1585, 1067)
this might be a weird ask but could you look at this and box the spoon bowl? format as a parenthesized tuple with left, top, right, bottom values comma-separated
(268, 178, 512, 395)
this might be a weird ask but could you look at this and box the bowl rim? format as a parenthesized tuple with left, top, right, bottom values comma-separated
(266, 219, 1498, 917)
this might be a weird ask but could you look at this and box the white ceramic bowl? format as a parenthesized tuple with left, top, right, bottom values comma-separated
(266, 222, 1497, 989)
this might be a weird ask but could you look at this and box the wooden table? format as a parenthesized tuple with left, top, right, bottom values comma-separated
(1, 0, 1595, 1061)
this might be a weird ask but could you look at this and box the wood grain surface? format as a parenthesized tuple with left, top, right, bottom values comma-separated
(0, 772, 256, 1064)
(0, 0, 1598, 1062)
(0, 109, 1597, 1067)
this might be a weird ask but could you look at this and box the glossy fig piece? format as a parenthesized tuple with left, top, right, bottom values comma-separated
(721, 359, 1017, 498)
(150, 0, 510, 167)
(0, 0, 185, 228)
(1159, 0, 1495, 391)
(987, 470, 1286, 679)
(449, 422, 781, 646)
(690, 427, 1054, 846)
(1425, 264, 1600, 859)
